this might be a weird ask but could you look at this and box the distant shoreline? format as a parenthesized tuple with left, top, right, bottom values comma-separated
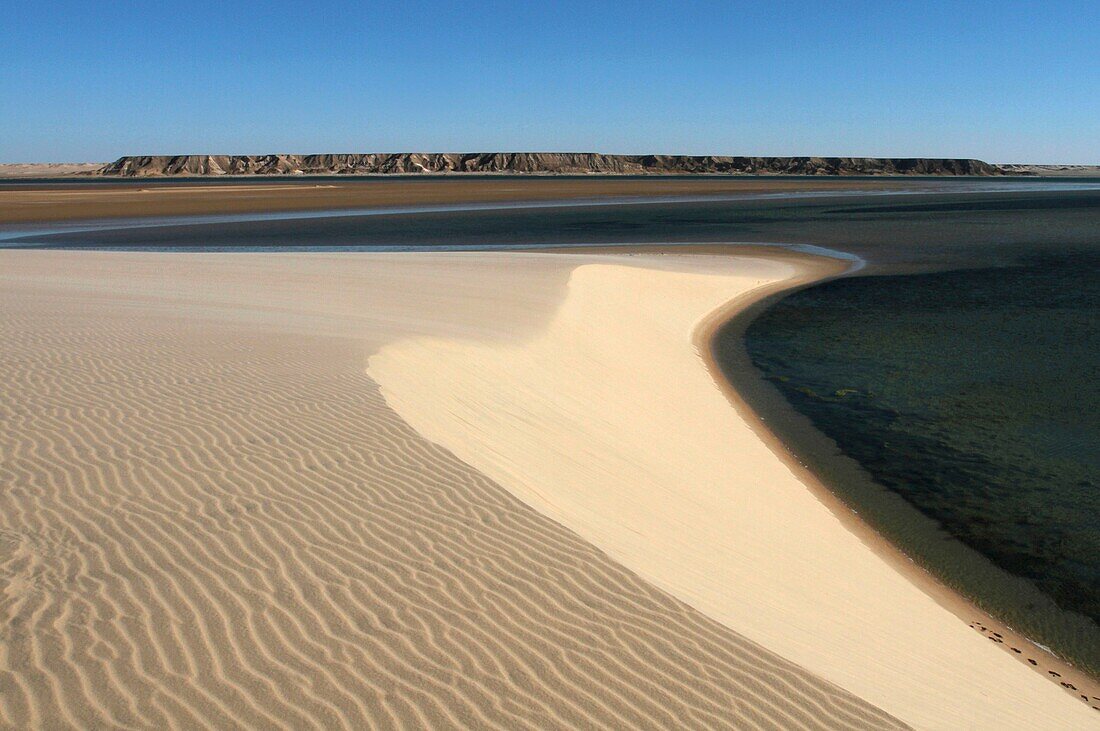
(8, 174, 1100, 227)
(0, 176, 934, 225)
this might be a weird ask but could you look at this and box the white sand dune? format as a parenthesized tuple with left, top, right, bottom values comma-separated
(1, 250, 906, 730)
(366, 253, 1097, 730)
(0, 250, 1093, 729)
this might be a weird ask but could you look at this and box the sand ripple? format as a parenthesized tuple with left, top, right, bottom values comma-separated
(0, 286, 906, 730)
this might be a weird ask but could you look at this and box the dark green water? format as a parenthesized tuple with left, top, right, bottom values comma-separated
(735, 252, 1100, 675)
(6, 178, 1100, 674)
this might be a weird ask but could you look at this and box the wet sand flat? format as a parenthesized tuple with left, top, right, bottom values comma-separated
(0, 177, 916, 224)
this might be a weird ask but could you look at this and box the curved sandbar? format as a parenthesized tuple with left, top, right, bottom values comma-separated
(0, 249, 907, 729)
(368, 250, 1096, 729)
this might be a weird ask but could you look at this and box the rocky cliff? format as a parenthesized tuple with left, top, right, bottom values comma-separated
(94, 153, 1002, 177)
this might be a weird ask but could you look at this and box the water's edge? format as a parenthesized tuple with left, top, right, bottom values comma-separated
(710, 264, 1100, 681)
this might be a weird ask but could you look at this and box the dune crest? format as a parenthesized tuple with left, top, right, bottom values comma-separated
(367, 253, 1097, 729)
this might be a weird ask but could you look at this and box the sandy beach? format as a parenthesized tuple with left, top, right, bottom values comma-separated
(1, 249, 1095, 729)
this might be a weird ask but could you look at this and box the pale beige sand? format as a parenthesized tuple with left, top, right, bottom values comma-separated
(0, 163, 103, 178)
(366, 253, 1098, 729)
(0, 250, 908, 730)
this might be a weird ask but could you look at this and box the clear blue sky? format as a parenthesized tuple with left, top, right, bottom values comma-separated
(3, 1, 1098, 163)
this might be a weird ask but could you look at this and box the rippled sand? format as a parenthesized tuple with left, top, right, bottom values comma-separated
(0, 251, 909, 730)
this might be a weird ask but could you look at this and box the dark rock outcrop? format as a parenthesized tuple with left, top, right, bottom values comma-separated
(94, 153, 1002, 177)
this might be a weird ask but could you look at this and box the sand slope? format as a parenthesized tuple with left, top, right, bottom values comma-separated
(0, 251, 907, 729)
(367, 254, 1098, 729)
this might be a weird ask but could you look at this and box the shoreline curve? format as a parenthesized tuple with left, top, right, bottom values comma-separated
(697, 247, 1100, 698)
(368, 248, 1098, 728)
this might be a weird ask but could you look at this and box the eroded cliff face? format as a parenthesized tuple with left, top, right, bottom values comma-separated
(94, 152, 1001, 176)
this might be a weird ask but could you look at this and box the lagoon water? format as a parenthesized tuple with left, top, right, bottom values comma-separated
(6, 177, 1100, 674)
(735, 252, 1100, 676)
